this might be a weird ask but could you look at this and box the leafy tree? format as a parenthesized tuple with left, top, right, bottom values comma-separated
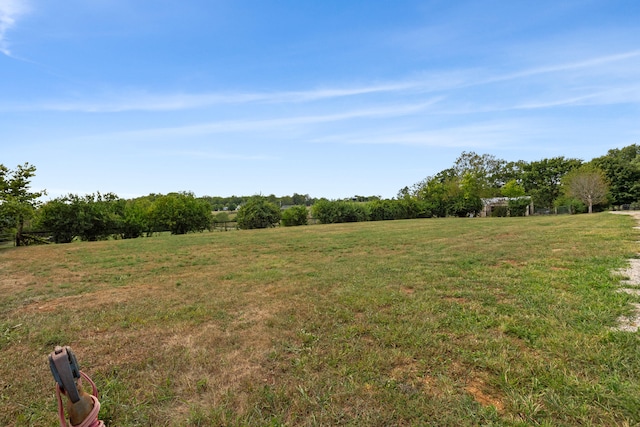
(453, 151, 506, 197)
(148, 192, 212, 234)
(292, 193, 312, 206)
(279, 195, 294, 207)
(562, 165, 609, 213)
(591, 144, 640, 206)
(37, 193, 124, 242)
(501, 179, 526, 197)
(236, 196, 281, 229)
(418, 178, 449, 218)
(0, 163, 46, 245)
(36, 197, 82, 243)
(494, 160, 527, 189)
(281, 205, 308, 226)
(416, 170, 482, 217)
(76, 193, 122, 241)
(213, 211, 231, 223)
(115, 198, 149, 239)
(521, 157, 582, 209)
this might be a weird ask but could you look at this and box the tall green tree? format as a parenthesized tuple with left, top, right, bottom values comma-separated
(494, 160, 528, 189)
(0, 163, 46, 246)
(591, 144, 640, 206)
(416, 170, 482, 218)
(453, 151, 507, 197)
(501, 179, 526, 197)
(521, 157, 582, 209)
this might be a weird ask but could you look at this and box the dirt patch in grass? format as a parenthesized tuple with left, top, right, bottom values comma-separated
(610, 211, 640, 332)
(465, 377, 505, 412)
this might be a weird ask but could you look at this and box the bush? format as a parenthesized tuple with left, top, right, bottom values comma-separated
(236, 196, 281, 229)
(397, 198, 432, 219)
(76, 194, 121, 241)
(507, 198, 531, 217)
(368, 199, 399, 221)
(311, 200, 368, 224)
(281, 205, 308, 226)
(36, 198, 81, 243)
(213, 212, 230, 223)
(491, 206, 508, 217)
(553, 196, 586, 214)
(148, 192, 212, 234)
(117, 199, 148, 239)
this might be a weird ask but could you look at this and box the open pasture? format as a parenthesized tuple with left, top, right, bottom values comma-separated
(1, 214, 639, 426)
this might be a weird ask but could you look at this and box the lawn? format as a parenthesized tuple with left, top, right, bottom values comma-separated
(1, 213, 639, 426)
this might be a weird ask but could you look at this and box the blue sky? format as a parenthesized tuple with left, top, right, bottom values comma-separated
(1, 1, 639, 200)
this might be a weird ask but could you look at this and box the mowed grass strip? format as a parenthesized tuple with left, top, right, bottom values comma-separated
(1, 213, 639, 426)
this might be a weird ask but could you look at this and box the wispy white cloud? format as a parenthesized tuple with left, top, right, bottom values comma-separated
(435, 85, 640, 115)
(13, 82, 423, 113)
(308, 120, 539, 149)
(153, 149, 277, 161)
(485, 50, 640, 84)
(74, 100, 441, 142)
(0, 0, 29, 57)
(4, 48, 637, 115)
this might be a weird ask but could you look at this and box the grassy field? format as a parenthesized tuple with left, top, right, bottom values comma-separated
(1, 213, 639, 426)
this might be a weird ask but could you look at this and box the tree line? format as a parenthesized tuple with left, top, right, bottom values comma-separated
(399, 145, 640, 216)
(1, 144, 639, 244)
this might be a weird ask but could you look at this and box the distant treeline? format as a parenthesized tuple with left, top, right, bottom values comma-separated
(199, 193, 381, 211)
(2, 145, 640, 245)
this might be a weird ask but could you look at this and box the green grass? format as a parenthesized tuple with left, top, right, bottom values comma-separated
(1, 213, 639, 426)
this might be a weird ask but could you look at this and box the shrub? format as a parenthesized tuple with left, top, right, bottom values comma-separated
(36, 198, 81, 243)
(507, 198, 531, 217)
(554, 196, 586, 214)
(213, 212, 230, 223)
(368, 199, 399, 221)
(117, 199, 148, 239)
(491, 206, 508, 217)
(311, 200, 368, 224)
(148, 192, 212, 234)
(236, 196, 281, 229)
(281, 205, 308, 226)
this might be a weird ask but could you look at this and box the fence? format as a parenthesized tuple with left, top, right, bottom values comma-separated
(533, 206, 574, 215)
(211, 221, 237, 231)
(0, 231, 15, 248)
